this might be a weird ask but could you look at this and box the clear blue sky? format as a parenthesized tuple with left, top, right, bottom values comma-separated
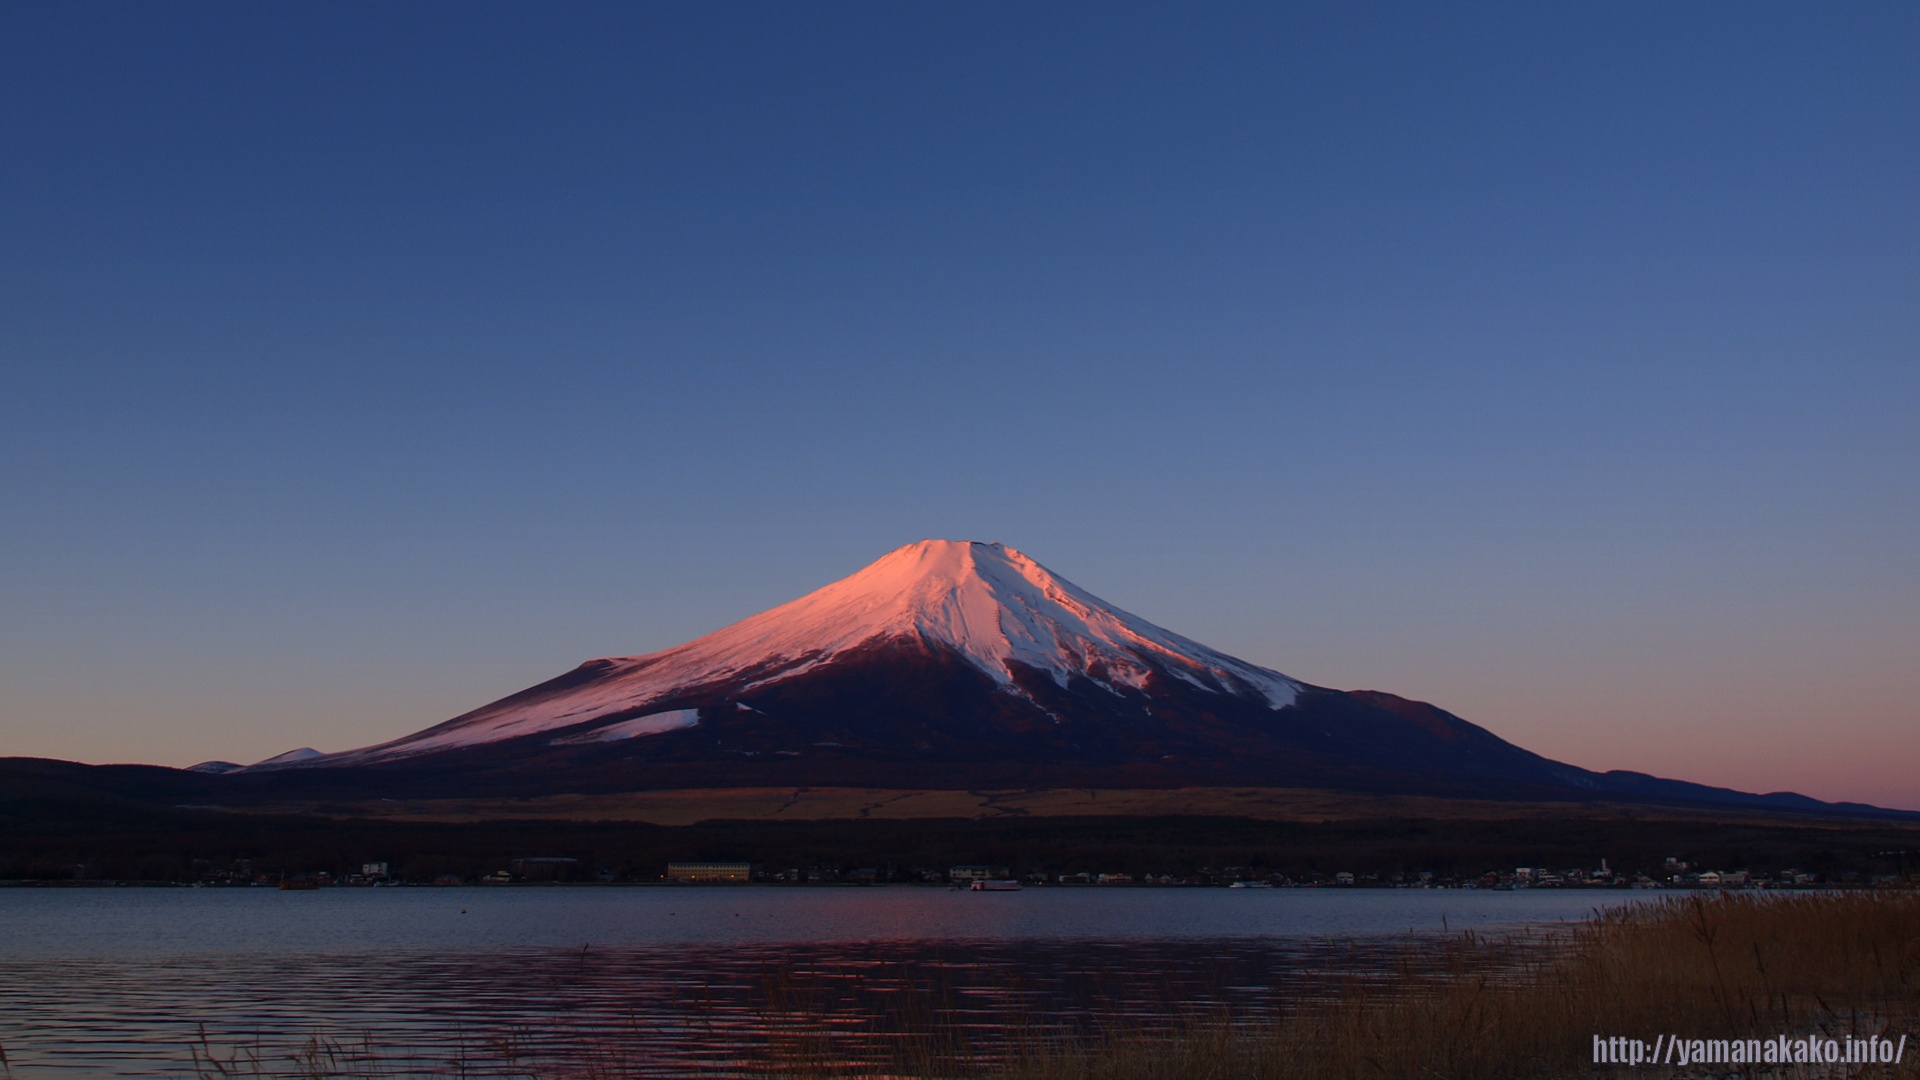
(4, 2, 1916, 807)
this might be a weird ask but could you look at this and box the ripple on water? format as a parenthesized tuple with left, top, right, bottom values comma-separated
(0, 886, 1642, 1078)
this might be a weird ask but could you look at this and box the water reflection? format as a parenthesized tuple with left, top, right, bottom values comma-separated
(6, 936, 1491, 1077)
(0, 888, 1629, 1078)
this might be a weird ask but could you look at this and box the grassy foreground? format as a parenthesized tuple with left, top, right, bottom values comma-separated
(175, 891, 1918, 1079)
(983, 890, 1920, 1080)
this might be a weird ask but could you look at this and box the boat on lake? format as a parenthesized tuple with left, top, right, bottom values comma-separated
(970, 880, 1022, 891)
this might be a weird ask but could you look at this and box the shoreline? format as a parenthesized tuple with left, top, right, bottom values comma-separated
(0, 876, 1901, 891)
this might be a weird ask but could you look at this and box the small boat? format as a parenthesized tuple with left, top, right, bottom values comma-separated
(278, 879, 319, 891)
(1228, 881, 1273, 889)
(969, 880, 1022, 891)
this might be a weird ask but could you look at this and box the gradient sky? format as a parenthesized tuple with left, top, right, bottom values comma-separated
(3, 3, 1916, 808)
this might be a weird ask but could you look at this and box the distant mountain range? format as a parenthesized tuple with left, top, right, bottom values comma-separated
(169, 539, 1892, 817)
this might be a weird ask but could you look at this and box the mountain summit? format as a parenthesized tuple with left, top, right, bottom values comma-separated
(260, 540, 1852, 812)
(323, 540, 1304, 766)
(268, 538, 1559, 796)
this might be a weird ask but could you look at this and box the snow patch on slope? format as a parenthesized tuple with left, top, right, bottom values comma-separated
(550, 708, 701, 745)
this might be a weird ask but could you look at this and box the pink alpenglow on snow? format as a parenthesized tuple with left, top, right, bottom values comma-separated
(304, 540, 1302, 765)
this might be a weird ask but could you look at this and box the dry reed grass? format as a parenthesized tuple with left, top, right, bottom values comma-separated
(995, 891, 1920, 1080)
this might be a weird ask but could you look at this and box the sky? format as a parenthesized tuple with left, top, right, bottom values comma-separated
(2, 2, 1916, 809)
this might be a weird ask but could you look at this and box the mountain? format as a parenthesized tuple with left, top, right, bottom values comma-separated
(233, 539, 1874, 814)
(311, 539, 1299, 767)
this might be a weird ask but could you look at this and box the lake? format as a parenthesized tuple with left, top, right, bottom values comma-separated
(0, 886, 1651, 1078)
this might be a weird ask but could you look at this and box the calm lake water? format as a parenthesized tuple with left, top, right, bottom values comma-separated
(0, 886, 1651, 1078)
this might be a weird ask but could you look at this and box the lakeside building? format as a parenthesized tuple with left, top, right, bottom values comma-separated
(948, 865, 1011, 882)
(510, 856, 581, 882)
(667, 861, 753, 883)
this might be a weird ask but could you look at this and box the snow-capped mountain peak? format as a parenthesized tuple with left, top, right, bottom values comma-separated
(208, 542, 1885, 820)
(310, 540, 1301, 765)
(779, 539, 1300, 705)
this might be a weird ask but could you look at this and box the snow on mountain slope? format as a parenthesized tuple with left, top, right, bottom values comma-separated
(314, 540, 1304, 765)
(548, 708, 701, 745)
(250, 747, 324, 768)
